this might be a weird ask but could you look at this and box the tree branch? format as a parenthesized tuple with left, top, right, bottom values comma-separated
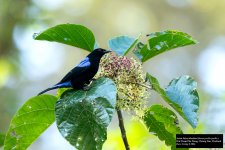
(117, 109, 130, 150)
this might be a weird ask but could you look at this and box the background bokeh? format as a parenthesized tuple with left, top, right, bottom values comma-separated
(1, 0, 225, 149)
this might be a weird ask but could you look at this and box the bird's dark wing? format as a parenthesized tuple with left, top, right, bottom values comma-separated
(57, 57, 91, 84)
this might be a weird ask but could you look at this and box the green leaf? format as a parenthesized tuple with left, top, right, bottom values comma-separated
(147, 73, 199, 128)
(108, 35, 139, 56)
(166, 75, 199, 128)
(143, 105, 186, 150)
(55, 78, 117, 150)
(34, 24, 95, 51)
(0, 133, 5, 147)
(57, 88, 72, 98)
(133, 42, 145, 60)
(4, 95, 57, 150)
(133, 30, 198, 62)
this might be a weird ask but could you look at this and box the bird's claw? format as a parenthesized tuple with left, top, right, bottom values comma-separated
(90, 78, 96, 82)
(83, 85, 91, 91)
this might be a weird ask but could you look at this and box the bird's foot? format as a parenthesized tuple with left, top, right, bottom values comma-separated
(83, 79, 96, 91)
(90, 78, 96, 82)
(82, 85, 91, 91)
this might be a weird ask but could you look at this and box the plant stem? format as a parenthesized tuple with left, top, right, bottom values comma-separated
(117, 109, 130, 150)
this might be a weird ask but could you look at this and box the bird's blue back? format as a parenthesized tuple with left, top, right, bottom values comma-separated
(77, 57, 91, 67)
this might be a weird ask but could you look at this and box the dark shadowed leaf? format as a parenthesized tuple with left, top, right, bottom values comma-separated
(4, 95, 57, 150)
(143, 105, 186, 150)
(146, 73, 199, 128)
(133, 30, 198, 62)
(34, 24, 95, 51)
(108, 35, 139, 56)
(55, 78, 117, 150)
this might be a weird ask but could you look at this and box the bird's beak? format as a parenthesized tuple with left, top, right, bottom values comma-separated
(105, 50, 112, 53)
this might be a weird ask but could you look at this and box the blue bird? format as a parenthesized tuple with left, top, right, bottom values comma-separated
(38, 48, 111, 95)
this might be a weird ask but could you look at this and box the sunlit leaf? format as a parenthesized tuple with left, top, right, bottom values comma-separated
(166, 75, 199, 128)
(133, 30, 198, 62)
(57, 88, 71, 98)
(143, 105, 186, 150)
(147, 73, 199, 128)
(108, 35, 140, 56)
(34, 24, 95, 51)
(55, 78, 117, 150)
(4, 95, 57, 150)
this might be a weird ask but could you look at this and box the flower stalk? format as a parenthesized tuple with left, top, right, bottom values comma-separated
(117, 109, 130, 150)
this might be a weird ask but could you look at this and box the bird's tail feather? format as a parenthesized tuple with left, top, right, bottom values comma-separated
(38, 81, 72, 95)
(38, 86, 59, 95)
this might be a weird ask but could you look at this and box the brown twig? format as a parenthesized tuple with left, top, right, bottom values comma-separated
(117, 109, 130, 150)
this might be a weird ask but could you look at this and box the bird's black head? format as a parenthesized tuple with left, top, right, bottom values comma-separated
(88, 48, 111, 59)
(93, 48, 111, 55)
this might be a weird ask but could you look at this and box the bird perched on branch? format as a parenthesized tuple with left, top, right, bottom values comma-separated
(38, 48, 111, 95)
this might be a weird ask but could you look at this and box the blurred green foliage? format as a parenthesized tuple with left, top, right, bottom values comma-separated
(0, 132, 5, 147)
(103, 120, 170, 150)
(0, 0, 31, 132)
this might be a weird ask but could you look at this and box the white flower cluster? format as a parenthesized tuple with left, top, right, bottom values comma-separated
(95, 53, 149, 116)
